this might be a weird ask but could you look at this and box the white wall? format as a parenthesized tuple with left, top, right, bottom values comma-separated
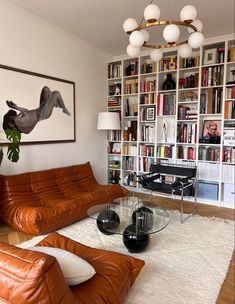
(0, 0, 111, 182)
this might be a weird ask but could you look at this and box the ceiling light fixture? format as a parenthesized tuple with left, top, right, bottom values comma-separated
(123, 1, 204, 61)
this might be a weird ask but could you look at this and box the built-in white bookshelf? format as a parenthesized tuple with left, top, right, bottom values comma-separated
(107, 34, 235, 208)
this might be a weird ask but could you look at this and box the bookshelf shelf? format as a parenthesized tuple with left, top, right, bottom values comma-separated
(179, 67, 199, 72)
(107, 34, 235, 208)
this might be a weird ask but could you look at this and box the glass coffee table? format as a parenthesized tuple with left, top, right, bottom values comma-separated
(87, 196, 170, 253)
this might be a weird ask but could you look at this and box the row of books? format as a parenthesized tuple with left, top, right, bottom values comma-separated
(140, 125, 155, 142)
(159, 56, 177, 71)
(228, 46, 235, 62)
(215, 47, 225, 64)
(122, 144, 137, 156)
(125, 62, 138, 76)
(122, 156, 137, 171)
(198, 147, 220, 162)
(124, 79, 138, 94)
(200, 88, 222, 114)
(108, 97, 121, 107)
(224, 101, 235, 120)
(177, 146, 196, 160)
(140, 93, 155, 105)
(179, 73, 199, 89)
(141, 63, 156, 74)
(157, 94, 176, 116)
(226, 87, 235, 99)
(108, 160, 121, 170)
(156, 145, 174, 158)
(108, 63, 121, 79)
(179, 56, 200, 69)
(222, 147, 235, 163)
(107, 130, 121, 141)
(178, 105, 198, 120)
(201, 66, 224, 87)
(140, 80, 156, 93)
(139, 157, 155, 173)
(139, 144, 155, 157)
(177, 123, 197, 144)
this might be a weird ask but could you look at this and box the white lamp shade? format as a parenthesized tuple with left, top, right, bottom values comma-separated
(150, 49, 163, 62)
(178, 44, 192, 58)
(144, 4, 160, 22)
(163, 24, 180, 43)
(129, 30, 145, 47)
(188, 32, 204, 48)
(97, 112, 120, 130)
(188, 19, 203, 33)
(140, 29, 150, 43)
(180, 5, 197, 22)
(123, 18, 138, 33)
(127, 44, 140, 57)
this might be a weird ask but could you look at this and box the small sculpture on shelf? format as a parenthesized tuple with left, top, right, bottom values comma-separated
(181, 91, 198, 102)
(162, 74, 176, 90)
(161, 121, 168, 143)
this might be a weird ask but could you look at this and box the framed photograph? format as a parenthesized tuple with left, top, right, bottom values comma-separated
(146, 107, 155, 121)
(203, 48, 217, 65)
(201, 120, 221, 144)
(0, 65, 75, 144)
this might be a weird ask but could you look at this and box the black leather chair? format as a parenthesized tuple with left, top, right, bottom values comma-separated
(137, 163, 197, 223)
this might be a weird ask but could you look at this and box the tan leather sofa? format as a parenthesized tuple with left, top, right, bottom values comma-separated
(0, 162, 128, 235)
(0, 232, 144, 304)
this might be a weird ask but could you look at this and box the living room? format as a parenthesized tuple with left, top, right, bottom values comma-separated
(0, 0, 234, 303)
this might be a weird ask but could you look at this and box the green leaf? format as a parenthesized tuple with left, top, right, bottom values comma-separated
(5, 128, 21, 143)
(7, 142, 20, 163)
(4, 128, 21, 163)
(0, 147, 3, 166)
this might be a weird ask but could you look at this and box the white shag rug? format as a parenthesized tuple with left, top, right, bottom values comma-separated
(19, 211, 234, 304)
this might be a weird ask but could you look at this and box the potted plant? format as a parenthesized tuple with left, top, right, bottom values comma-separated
(0, 128, 21, 166)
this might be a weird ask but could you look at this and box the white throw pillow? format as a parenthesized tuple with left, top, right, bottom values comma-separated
(27, 246, 96, 286)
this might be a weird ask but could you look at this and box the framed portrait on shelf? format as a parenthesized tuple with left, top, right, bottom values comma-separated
(203, 48, 217, 65)
(146, 107, 155, 121)
(201, 120, 221, 144)
(0, 64, 75, 145)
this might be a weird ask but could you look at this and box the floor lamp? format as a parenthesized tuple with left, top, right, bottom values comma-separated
(97, 112, 121, 184)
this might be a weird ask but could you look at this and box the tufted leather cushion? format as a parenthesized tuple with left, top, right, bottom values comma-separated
(0, 162, 128, 235)
(0, 241, 76, 304)
(37, 232, 145, 304)
(0, 233, 145, 304)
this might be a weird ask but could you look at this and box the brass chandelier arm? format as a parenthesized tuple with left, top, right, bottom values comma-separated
(135, 20, 198, 32)
(127, 20, 197, 49)
(143, 39, 189, 49)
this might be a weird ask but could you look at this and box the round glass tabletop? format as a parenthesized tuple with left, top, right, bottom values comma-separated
(87, 196, 170, 236)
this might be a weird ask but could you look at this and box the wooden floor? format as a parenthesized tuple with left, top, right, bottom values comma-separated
(0, 194, 234, 304)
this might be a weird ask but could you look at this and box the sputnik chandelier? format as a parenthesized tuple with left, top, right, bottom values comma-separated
(123, 1, 204, 61)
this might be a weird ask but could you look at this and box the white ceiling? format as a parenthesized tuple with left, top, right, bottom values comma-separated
(7, 0, 235, 56)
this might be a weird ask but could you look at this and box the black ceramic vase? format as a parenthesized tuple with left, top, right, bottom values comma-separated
(132, 206, 153, 230)
(162, 73, 176, 90)
(97, 209, 120, 235)
(123, 224, 150, 253)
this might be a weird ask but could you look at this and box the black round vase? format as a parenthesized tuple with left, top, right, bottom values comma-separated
(123, 224, 150, 253)
(162, 73, 176, 90)
(132, 206, 154, 230)
(96, 209, 120, 235)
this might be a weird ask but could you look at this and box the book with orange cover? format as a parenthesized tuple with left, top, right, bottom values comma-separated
(224, 101, 229, 119)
